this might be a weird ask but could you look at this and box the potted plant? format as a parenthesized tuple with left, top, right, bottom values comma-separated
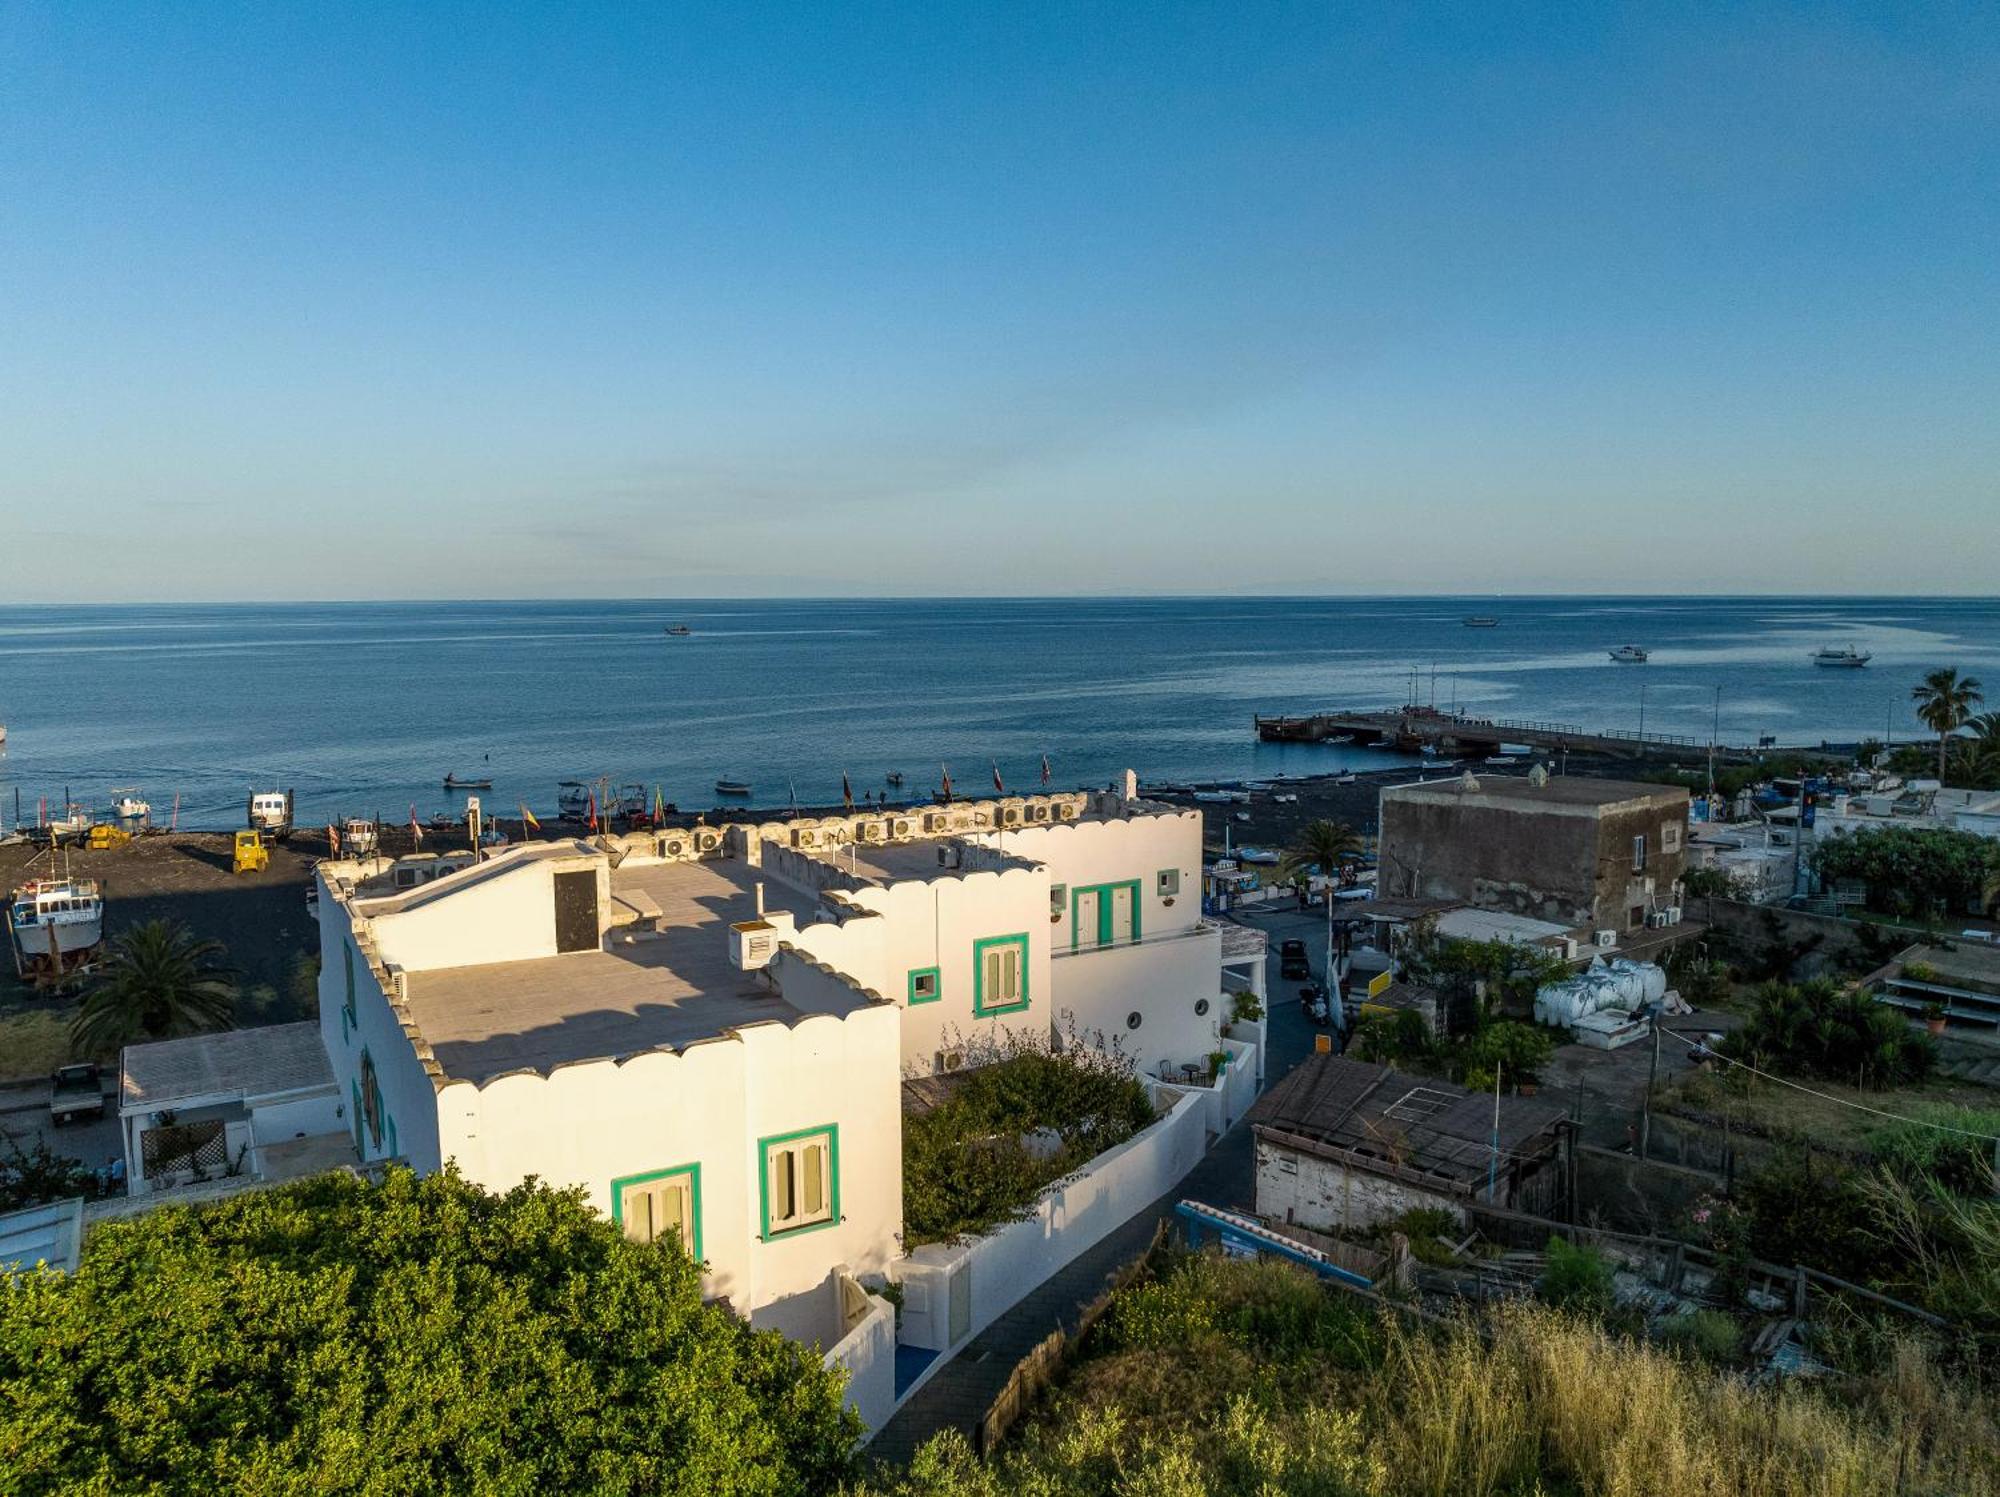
(1923, 1000, 1948, 1036)
(1206, 1049, 1229, 1084)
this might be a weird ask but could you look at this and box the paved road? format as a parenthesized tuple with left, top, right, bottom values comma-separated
(870, 913, 1322, 1464)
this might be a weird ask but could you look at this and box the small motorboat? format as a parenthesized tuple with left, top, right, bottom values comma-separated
(715, 780, 753, 797)
(557, 781, 591, 819)
(1462, 616, 1499, 628)
(443, 774, 493, 791)
(885, 771, 905, 787)
(109, 789, 150, 819)
(1236, 847, 1281, 865)
(1333, 773, 1357, 786)
(1609, 645, 1649, 663)
(1812, 646, 1872, 668)
(664, 624, 692, 637)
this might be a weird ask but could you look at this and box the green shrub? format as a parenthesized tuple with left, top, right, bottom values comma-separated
(1735, 1152, 1877, 1280)
(1866, 1106, 2000, 1198)
(1657, 1309, 1743, 1365)
(1720, 978, 1935, 1088)
(1539, 1236, 1615, 1316)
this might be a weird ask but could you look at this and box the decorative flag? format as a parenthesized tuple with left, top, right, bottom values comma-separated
(940, 765, 953, 804)
(992, 762, 1004, 795)
(1040, 754, 1051, 786)
(842, 772, 854, 810)
(409, 805, 423, 849)
(587, 792, 598, 832)
(327, 823, 341, 856)
(520, 802, 540, 832)
(654, 786, 665, 822)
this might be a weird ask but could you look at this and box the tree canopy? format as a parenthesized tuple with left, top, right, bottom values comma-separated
(0, 1168, 859, 1495)
(1810, 825, 2000, 920)
(70, 918, 237, 1054)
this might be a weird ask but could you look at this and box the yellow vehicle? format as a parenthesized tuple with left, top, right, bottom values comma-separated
(232, 829, 269, 875)
(86, 824, 132, 850)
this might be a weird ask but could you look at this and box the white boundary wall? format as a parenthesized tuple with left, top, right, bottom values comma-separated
(823, 1290, 899, 1438)
(893, 1085, 1206, 1351)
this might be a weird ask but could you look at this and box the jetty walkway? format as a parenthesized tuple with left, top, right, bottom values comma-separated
(1253, 706, 1793, 763)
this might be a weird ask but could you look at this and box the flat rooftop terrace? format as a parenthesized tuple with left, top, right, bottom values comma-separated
(1384, 774, 1687, 813)
(402, 857, 845, 1083)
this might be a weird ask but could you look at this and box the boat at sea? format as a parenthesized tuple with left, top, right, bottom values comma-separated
(1609, 645, 1649, 663)
(885, 771, 904, 787)
(443, 773, 493, 791)
(715, 779, 753, 796)
(109, 788, 150, 819)
(8, 875, 105, 979)
(1812, 646, 1872, 668)
(664, 624, 692, 637)
(1462, 616, 1499, 628)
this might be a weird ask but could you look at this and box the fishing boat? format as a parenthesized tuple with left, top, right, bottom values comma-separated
(109, 789, 150, 819)
(8, 875, 104, 978)
(885, 771, 905, 787)
(342, 817, 379, 854)
(1609, 645, 1649, 663)
(664, 624, 692, 637)
(556, 781, 592, 819)
(1333, 773, 1358, 786)
(1812, 646, 1872, 668)
(443, 773, 493, 791)
(714, 779, 753, 796)
(45, 804, 91, 843)
(1462, 616, 1499, 628)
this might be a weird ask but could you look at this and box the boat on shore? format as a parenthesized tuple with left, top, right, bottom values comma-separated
(109, 789, 150, 819)
(443, 774, 493, 791)
(715, 779, 753, 797)
(1609, 645, 1649, 663)
(8, 875, 104, 978)
(556, 781, 591, 819)
(1813, 646, 1872, 668)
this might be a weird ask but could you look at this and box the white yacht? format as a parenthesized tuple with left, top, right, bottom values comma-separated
(1609, 645, 1649, 663)
(1812, 646, 1872, 668)
(110, 789, 150, 819)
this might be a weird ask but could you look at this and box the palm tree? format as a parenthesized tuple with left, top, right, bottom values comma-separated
(1956, 711, 2000, 790)
(70, 920, 237, 1056)
(1911, 667, 1983, 782)
(1276, 818, 1365, 887)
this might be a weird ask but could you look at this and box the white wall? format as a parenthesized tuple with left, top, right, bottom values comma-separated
(894, 1086, 1206, 1351)
(247, 1091, 343, 1149)
(1050, 923, 1223, 1075)
(826, 867, 1053, 1072)
(1254, 1135, 1464, 1234)
(316, 879, 443, 1173)
(825, 1288, 899, 1439)
(432, 1001, 904, 1316)
(361, 852, 609, 973)
(969, 810, 1203, 948)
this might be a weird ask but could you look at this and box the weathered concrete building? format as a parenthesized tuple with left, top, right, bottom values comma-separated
(1377, 773, 1691, 938)
(1249, 1054, 1568, 1232)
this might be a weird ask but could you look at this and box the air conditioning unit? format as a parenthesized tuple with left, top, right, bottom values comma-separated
(729, 910, 796, 970)
(1665, 906, 1683, 926)
(694, 829, 722, 854)
(792, 827, 820, 849)
(923, 812, 952, 833)
(1025, 803, 1050, 823)
(934, 1049, 965, 1075)
(996, 805, 1022, 827)
(1557, 937, 1579, 961)
(1647, 912, 1670, 929)
(661, 837, 686, 858)
(935, 844, 962, 870)
(1595, 929, 1618, 948)
(890, 817, 916, 839)
(1053, 801, 1081, 821)
(858, 820, 887, 844)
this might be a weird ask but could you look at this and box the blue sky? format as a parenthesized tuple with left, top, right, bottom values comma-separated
(3, 3, 1995, 601)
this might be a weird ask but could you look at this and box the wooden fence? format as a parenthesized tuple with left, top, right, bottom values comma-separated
(977, 1219, 1169, 1455)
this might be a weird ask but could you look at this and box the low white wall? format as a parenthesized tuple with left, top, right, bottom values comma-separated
(894, 1086, 1206, 1350)
(823, 1290, 898, 1439)
(1152, 1036, 1260, 1138)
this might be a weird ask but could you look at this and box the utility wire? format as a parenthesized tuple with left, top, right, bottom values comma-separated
(1660, 1027, 2000, 1141)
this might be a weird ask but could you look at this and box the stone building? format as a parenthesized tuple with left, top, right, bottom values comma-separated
(1249, 1054, 1568, 1233)
(1376, 772, 1691, 939)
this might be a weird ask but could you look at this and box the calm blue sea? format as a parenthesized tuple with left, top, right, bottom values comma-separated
(1, 597, 1995, 829)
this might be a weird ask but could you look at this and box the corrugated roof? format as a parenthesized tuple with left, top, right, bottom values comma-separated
(120, 1021, 334, 1110)
(1250, 1053, 1566, 1187)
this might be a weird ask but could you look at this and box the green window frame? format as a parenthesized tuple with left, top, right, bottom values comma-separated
(972, 933, 1031, 1017)
(611, 1163, 704, 1260)
(1069, 881, 1143, 951)
(759, 1125, 841, 1241)
(907, 966, 942, 1004)
(359, 1048, 383, 1153)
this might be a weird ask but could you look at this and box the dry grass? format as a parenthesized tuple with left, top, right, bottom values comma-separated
(0, 1007, 75, 1081)
(1663, 1064, 1996, 1154)
(1374, 1303, 1999, 1497)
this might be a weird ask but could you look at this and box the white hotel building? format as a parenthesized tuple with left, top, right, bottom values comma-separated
(289, 779, 1265, 1421)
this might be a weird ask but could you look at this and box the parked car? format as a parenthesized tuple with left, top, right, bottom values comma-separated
(50, 1063, 105, 1125)
(1279, 939, 1311, 980)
